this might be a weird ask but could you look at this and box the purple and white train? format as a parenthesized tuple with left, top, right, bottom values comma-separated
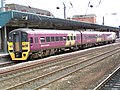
(8, 28, 116, 60)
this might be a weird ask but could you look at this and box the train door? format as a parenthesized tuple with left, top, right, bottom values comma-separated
(29, 34, 38, 50)
(13, 32, 22, 58)
(66, 34, 71, 47)
(70, 34, 76, 46)
(29, 36, 34, 50)
(34, 35, 39, 50)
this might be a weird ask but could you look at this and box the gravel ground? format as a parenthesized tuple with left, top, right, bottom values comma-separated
(0, 43, 120, 90)
(43, 51, 120, 90)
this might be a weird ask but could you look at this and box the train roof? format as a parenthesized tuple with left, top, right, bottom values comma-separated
(81, 31, 101, 34)
(81, 31, 116, 35)
(10, 28, 116, 35)
(10, 28, 80, 34)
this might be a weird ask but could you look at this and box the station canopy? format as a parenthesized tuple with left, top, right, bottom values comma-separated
(0, 10, 119, 31)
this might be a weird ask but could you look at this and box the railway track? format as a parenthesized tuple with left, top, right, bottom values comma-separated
(94, 65, 120, 90)
(0, 43, 118, 76)
(0, 61, 15, 68)
(0, 44, 119, 90)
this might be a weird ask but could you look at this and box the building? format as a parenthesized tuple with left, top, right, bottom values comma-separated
(5, 4, 54, 17)
(72, 14, 96, 24)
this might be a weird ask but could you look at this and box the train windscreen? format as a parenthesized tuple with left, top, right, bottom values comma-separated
(8, 33, 12, 42)
(22, 33, 28, 42)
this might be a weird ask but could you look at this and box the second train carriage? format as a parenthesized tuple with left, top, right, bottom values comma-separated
(8, 28, 116, 61)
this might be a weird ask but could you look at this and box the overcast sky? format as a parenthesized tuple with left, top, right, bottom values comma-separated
(4, 0, 120, 27)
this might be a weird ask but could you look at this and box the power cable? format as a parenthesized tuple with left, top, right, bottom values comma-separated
(69, 1, 77, 14)
(85, 0, 91, 15)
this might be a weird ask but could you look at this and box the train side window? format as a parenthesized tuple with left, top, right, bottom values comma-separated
(63, 36, 66, 41)
(74, 36, 76, 40)
(40, 37, 45, 43)
(30, 37, 33, 43)
(56, 36, 59, 41)
(60, 36, 63, 41)
(51, 37, 55, 42)
(35, 37, 38, 43)
(67, 36, 70, 41)
(46, 37, 50, 42)
(71, 36, 73, 40)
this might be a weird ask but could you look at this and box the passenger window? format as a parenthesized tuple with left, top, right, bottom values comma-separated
(60, 36, 63, 41)
(63, 36, 66, 41)
(40, 37, 45, 43)
(71, 36, 73, 40)
(35, 37, 38, 43)
(67, 36, 70, 41)
(74, 36, 76, 40)
(46, 37, 50, 42)
(30, 37, 33, 43)
(56, 36, 59, 41)
(51, 37, 55, 42)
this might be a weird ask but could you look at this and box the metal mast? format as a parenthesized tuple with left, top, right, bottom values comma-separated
(1, 0, 5, 11)
(63, 2, 66, 19)
(1, 0, 7, 53)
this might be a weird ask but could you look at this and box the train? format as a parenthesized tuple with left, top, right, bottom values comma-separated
(8, 28, 116, 61)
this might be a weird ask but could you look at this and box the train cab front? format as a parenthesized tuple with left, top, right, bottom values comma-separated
(8, 30, 30, 60)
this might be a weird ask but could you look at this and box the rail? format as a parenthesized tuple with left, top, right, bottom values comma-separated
(93, 65, 120, 90)
(4, 46, 120, 90)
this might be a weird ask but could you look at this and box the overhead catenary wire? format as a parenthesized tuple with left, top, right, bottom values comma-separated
(85, 0, 91, 15)
(98, 0, 101, 7)
(69, 1, 77, 14)
(85, 0, 102, 15)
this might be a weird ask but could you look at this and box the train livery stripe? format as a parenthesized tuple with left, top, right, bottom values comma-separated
(21, 42, 30, 60)
(65, 33, 76, 47)
(97, 34, 102, 42)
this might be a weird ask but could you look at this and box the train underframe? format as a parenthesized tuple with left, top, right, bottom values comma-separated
(28, 39, 115, 60)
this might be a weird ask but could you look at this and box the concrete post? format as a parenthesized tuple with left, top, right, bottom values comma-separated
(3, 26, 7, 52)
(1, 0, 7, 52)
(63, 2, 66, 19)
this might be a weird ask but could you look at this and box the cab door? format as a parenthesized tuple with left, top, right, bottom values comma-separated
(13, 32, 22, 52)
(13, 32, 22, 58)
